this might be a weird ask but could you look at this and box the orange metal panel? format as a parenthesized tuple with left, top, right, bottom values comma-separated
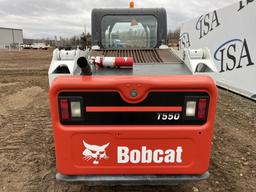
(49, 75, 218, 176)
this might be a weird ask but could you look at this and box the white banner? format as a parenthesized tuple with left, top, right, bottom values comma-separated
(180, 0, 256, 100)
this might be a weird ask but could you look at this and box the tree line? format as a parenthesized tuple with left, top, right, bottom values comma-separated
(23, 28, 180, 48)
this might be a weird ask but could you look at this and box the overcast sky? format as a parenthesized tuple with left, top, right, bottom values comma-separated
(0, 0, 238, 39)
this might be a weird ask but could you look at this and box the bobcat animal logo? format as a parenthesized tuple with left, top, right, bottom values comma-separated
(82, 140, 110, 165)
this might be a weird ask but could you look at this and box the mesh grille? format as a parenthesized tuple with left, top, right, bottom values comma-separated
(101, 49, 163, 63)
(90, 49, 183, 64)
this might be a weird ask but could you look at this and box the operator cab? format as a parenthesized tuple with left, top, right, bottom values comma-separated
(91, 8, 167, 49)
(90, 8, 190, 76)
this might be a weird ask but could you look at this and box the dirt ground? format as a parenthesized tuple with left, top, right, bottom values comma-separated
(0, 49, 255, 192)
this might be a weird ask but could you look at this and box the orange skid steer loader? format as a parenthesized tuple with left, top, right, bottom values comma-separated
(49, 7, 218, 185)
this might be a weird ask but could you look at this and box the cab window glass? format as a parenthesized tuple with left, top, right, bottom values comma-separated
(101, 15, 158, 48)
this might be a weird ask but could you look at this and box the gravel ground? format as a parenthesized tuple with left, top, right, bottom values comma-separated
(0, 49, 255, 192)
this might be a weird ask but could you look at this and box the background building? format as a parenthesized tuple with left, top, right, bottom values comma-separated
(0, 27, 23, 48)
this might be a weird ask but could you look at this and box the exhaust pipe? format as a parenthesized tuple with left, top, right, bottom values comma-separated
(77, 57, 92, 76)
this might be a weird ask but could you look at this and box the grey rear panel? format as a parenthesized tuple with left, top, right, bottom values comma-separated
(93, 63, 191, 76)
(90, 48, 190, 76)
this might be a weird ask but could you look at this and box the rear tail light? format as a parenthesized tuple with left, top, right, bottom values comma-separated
(60, 99, 70, 120)
(184, 97, 209, 121)
(197, 99, 207, 119)
(186, 101, 197, 117)
(70, 101, 82, 118)
(59, 97, 84, 122)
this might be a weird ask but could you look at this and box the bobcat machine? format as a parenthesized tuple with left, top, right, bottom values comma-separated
(48, 4, 218, 185)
